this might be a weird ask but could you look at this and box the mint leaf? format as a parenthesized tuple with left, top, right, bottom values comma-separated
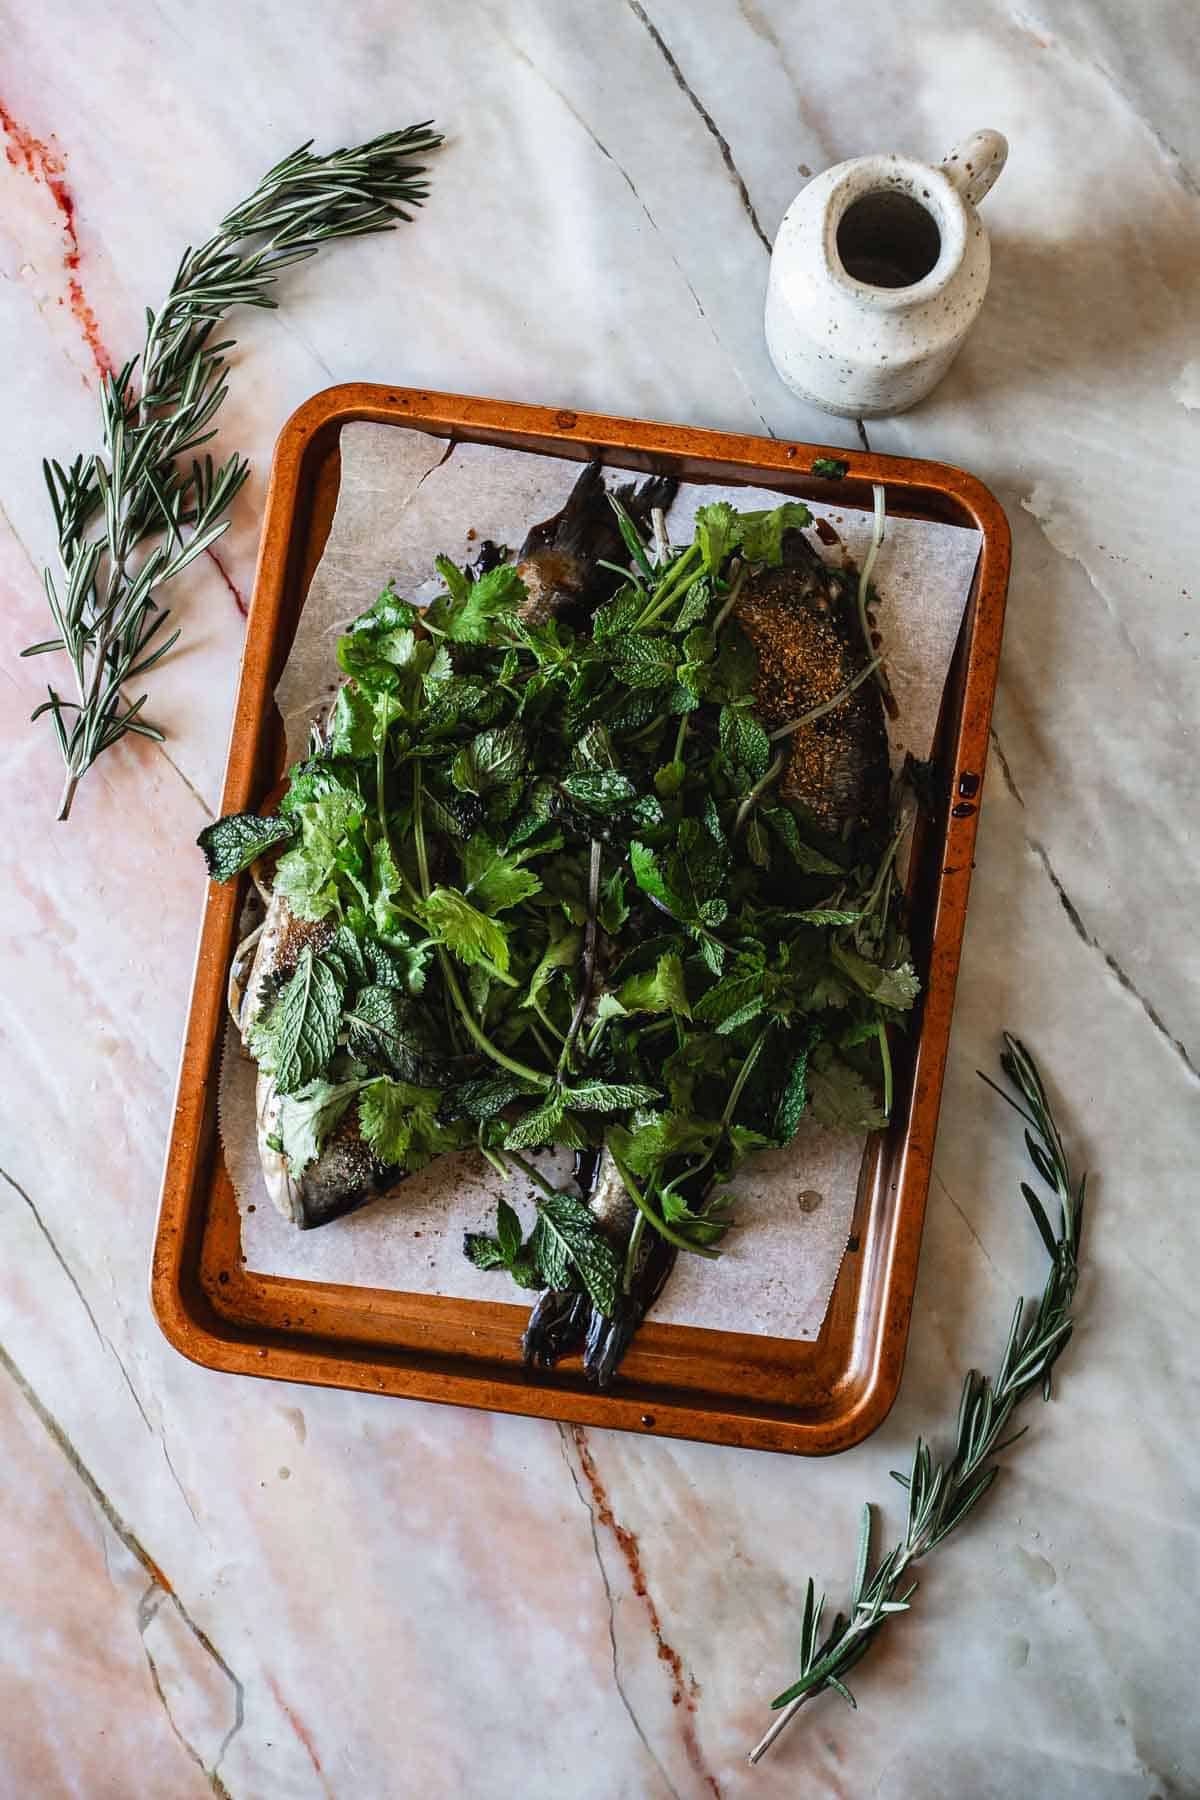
(503, 1094, 566, 1150)
(321, 923, 369, 988)
(612, 635, 678, 690)
(277, 1077, 362, 1174)
(617, 951, 691, 1018)
(811, 457, 849, 480)
(366, 934, 433, 996)
(775, 1039, 815, 1141)
(345, 987, 441, 1081)
(563, 1081, 661, 1112)
(720, 705, 771, 783)
(762, 807, 844, 875)
(496, 1197, 523, 1263)
(672, 577, 713, 633)
(451, 723, 528, 795)
(464, 1233, 508, 1271)
(329, 684, 378, 758)
(534, 1192, 620, 1317)
(529, 1213, 572, 1288)
(449, 1076, 541, 1120)
(694, 962, 766, 1033)
(197, 812, 295, 883)
(559, 770, 638, 816)
(253, 947, 344, 1095)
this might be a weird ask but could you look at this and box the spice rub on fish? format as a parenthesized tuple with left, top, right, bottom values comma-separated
(735, 528, 890, 840)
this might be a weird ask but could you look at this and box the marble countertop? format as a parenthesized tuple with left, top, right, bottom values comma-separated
(2, 3, 1197, 1795)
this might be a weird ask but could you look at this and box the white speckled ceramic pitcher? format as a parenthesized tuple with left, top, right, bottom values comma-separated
(764, 130, 1008, 418)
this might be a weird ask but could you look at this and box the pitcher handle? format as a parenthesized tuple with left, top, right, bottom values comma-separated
(940, 129, 1008, 207)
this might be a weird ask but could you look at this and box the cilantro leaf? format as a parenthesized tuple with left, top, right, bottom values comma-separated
(357, 1076, 468, 1171)
(197, 812, 295, 883)
(442, 562, 526, 643)
(273, 788, 366, 921)
(251, 947, 344, 1095)
(832, 943, 921, 1011)
(276, 1078, 362, 1174)
(617, 951, 691, 1018)
(810, 457, 849, 480)
(423, 885, 512, 973)
(807, 1044, 888, 1133)
(694, 501, 739, 572)
(460, 836, 542, 915)
(738, 501, 813, 566)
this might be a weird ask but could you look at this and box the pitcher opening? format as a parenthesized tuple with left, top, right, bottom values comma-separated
(836, 191, 941, 289)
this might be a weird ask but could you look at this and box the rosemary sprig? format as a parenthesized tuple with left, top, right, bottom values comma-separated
(749, 1034, 1085, 1763)
(22, 125, 442, 820)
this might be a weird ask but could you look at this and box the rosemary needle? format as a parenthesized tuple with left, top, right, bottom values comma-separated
(23, 125, 442, 820)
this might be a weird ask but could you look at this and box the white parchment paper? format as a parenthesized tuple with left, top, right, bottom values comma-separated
(221, 424, 980, 1340)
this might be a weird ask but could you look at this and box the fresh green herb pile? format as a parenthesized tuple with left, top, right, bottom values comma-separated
(201, 495, 918, 1317)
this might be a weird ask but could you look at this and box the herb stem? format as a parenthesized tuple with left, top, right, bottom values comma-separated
(877, 1020, 894, 1119)
(856, 483, 895, 705)
(607, 1137, 721, 1258)
(439, 957, 553, 1088)
(634, 543, 702, 630)
(558, 839, 602, 1078)
(711, 562, 747, 635)
(622, 1209, 647, 1294)
(768, 655, 884, 743)
(733, 750, 787, 838)
(502, 1149, 559, 1201)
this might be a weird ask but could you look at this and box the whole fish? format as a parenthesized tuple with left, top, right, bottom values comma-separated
(237, 459, 675, 1230)
(734, 528, 890, 839)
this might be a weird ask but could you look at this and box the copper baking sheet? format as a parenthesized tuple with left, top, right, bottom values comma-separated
(152, 385, 1010, 1455)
